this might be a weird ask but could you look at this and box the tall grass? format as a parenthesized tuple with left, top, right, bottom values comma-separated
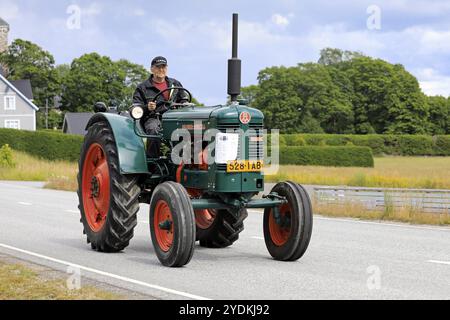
(265, 157, 450, 189)
(0, 150, 78, 191)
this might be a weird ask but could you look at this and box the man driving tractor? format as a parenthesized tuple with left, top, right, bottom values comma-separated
(132, 56, 189, 157)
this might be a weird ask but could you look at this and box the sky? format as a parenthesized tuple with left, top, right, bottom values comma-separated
(1, 0, 450, 105)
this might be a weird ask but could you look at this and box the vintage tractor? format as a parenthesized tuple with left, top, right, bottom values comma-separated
(77, 14, 313, 267)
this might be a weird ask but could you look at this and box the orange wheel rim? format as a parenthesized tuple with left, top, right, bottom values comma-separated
(195, 209, 216, 229)
(154, 200, 174, 252)
(268, 203, 292, 246)
(82, 143, 110, 232)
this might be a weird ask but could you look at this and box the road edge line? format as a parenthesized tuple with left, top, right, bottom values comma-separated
(0, 243, 210, 300)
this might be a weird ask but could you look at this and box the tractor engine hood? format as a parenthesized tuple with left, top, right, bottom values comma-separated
(162, 104, 264, 125)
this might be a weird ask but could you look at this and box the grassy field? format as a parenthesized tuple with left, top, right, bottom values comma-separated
(265, 157, 450, 189)
(1, 150, 449, 191)
(0, 150, 78, 191)
(0, 262, 120, 300)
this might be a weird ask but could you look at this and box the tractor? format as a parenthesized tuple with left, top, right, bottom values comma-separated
(77, 14, 313, 267)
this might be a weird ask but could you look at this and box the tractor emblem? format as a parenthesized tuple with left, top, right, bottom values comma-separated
(239, 112, 251, 124)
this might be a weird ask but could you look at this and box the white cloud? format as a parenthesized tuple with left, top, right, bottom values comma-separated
(271, 14, 290, 27)
(415, 68, 450, 97)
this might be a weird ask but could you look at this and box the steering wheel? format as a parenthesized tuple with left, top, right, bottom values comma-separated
(151, 86, 193, 110)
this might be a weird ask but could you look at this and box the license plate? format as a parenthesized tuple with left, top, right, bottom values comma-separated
(227, 160, 263, 172)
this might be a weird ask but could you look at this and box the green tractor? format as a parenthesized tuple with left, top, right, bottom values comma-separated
(77, 14, 313, 267)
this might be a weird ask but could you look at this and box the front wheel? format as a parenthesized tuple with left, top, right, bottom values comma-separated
(263, 182, 313, 261)
(149, 182, 196, 267)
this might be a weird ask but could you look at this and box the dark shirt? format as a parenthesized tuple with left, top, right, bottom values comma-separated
(132, 75, 189, 123)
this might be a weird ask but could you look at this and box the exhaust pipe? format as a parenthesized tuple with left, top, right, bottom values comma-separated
(228, 13, 241, 103)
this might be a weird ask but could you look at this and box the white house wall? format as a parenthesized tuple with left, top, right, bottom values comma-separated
(0, 78, 36, 131)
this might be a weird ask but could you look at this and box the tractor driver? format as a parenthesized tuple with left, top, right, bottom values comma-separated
(132, 56, 189, 158)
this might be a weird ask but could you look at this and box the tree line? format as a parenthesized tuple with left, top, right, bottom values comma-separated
(241, 48, 449, 135)
(0, 39, 149, 129)
(1, 41, 448, 134)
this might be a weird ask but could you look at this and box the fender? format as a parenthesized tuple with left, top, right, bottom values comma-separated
(86, 113, 148, 174)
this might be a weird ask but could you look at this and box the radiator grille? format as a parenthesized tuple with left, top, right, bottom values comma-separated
(216, 122, 264, 170)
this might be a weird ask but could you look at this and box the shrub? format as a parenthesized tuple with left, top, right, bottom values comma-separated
(395, 135, 434, 156)
(278, 133, 446, 156)
(433, 135, 450, 156)
(0, 129, 83, 162)
(0, 144, 15, 168)
(267, 133, 287, 147)
(275, 146, 374, 167)
(284, 134, 306, 146)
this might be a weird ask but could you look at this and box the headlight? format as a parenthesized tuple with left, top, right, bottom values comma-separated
(130, 105, 144, 120)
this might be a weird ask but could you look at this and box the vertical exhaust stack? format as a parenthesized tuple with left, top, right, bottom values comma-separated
(228, 13, 241, 103)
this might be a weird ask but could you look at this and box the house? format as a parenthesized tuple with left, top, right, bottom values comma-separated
(0, 74, 39, 131)
(62, 112, 94, 135)
(0, 17, 39, 131)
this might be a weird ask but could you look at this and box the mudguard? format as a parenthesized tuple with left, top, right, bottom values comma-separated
(85, 113, 149, 174)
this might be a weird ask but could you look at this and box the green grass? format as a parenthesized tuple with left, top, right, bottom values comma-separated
(0, 262, 121, 300)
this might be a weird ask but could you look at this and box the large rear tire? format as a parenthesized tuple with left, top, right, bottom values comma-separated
(263, 182, 313, 261)
(149, 182, 196, 267)
(77, 121, 141, 252)
(197, 209, 248, 248)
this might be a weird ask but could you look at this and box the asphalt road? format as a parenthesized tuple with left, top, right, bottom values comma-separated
(0, 181, 449, 300)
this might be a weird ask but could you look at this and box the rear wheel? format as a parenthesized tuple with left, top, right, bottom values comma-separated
(77, 120, 141, 252)
(263, 182, 313, 261)
(197, 208, 248, 248)
(149, 182, 196, 267)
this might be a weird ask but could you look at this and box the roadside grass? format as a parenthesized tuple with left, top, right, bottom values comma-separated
(313, 201, 450, 225)
(0, 150, 78, 191)
(265, 157, 450, 189)
(0, 262, 120, 300)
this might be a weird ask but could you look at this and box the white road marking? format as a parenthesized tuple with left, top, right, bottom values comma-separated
(18, 202, 32, 206)
(428, 260, 450, 266)
(0, 243, 210, 300)
(251, 236, 264, 240)
(65, 210, 79, 214)
(139, 220, 149, 224)
(247, 210, 450, 232)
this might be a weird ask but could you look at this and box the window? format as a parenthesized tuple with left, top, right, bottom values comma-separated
(4, 96, 16, 110)
(5, 120, 20, 129)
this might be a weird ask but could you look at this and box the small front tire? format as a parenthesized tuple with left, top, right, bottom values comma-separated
(149, 182, 196, 267)
(263, 182, 313, 261)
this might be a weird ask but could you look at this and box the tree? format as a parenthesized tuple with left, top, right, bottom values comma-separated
(250, 64, 354, 133)
(240, 85, 260, 107)
(115, 59, 148, 109)
(252, 66, 304, 133)
(61, 53, 126, 112)
(318, 48, 364, 66)
(344, 57, 429, 134)
(427, 96, 449, 134)
(36, 109, 64, 130)
(0, 39, 60, 108)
